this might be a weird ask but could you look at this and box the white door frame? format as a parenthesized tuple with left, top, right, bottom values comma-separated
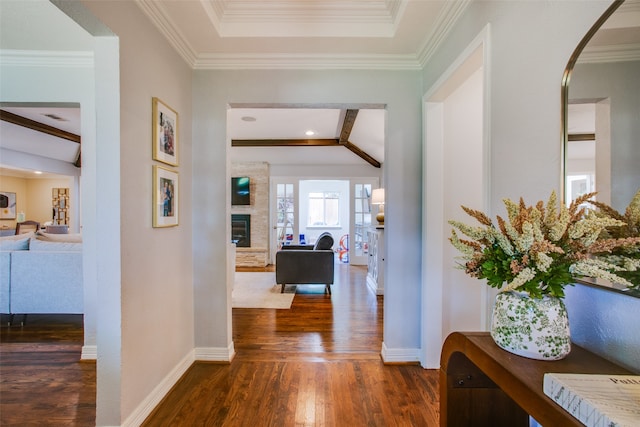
(421, 24, 492, 368)
(270, 178, 299, 264)
(350, 179, 379, 265)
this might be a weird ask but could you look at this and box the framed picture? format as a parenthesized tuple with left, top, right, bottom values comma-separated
(0, 191, 16, 220)
(152, 97, 179, 166)
(153, 165, 179, 228)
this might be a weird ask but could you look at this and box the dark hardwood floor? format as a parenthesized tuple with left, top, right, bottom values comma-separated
(1, 263, 439, 426)
(0, 314, 96, 426)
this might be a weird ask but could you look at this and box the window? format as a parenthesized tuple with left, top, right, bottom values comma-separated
(308, 192, 340, 226)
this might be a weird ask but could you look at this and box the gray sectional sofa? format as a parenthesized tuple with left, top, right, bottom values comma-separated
(0, 232, 83, 316)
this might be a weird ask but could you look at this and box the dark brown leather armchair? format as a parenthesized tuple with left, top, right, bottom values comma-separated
(275, 232, 335, 294)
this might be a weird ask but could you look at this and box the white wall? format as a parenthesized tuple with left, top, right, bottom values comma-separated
(193, 69, 423, 361)
(26, 177, 76, 228)
(75, 1, 195, 424)
(422, 38, 486, 367)
(423, 1, 613, 204)
(441, 68, 485, 333)
(422, 0, 640, 371)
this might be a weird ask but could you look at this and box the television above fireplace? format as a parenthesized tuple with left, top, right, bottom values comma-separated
(231, 177, 250, 205)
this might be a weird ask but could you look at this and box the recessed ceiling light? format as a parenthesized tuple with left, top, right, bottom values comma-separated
(241, 116, 256, 122)
(305, 130, 315, 136)
(34, 171, 43, 174)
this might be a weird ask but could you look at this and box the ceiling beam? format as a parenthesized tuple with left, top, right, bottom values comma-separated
(342, 141, 381, 168)
(232, 139, 340, 147)
(0, 109, 82, 168)
(0, 109, 81, 144)
(337, 108, 381, 168)
(568, 133, 596, 141)
(339, 109, 358, 144)
(232, 108, 382, 168)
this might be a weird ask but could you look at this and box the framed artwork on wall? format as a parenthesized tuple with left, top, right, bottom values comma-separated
(153, 165, 179, 228)
(152, 97, 179, 166)
(0, 191, 16, 219)
(52, 188, 70, 225)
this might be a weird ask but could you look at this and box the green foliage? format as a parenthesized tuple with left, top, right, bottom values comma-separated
(449, 189, 640, 299)
(477, 244, 572, 299)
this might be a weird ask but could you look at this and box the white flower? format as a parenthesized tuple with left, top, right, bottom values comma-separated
(502, 267, 536, 293)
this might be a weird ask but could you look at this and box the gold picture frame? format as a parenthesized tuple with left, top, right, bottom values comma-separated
(153, 165, 178, 228)
(152, 97, 178, 166)
(0, 191, 16, 219)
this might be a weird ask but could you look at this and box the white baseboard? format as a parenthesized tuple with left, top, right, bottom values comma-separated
(194, 342, 236, 362)
(81, 345, 97, 360)
(366, 275, 384, 295)
(122, 350, 195, 427)
(380, 342, 421, 364)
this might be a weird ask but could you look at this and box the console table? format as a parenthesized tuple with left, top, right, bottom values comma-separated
(440, 331, 633, 426)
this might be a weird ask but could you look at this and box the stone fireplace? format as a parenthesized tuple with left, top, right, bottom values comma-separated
(231, 162, 269, 267)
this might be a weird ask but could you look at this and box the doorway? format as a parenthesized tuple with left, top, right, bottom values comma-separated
(270, 178, 378, 265)
(422, 26, 490, 367)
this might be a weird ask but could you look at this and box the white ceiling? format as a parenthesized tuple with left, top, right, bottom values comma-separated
(227, 106, 385, 165)
(135, 0, 462, 70)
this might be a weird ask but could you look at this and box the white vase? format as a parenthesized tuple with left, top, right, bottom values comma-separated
(490, 291, 571, 361)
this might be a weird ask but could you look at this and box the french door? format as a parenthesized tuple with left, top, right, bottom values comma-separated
(350, 179, 377, 265)
(270, 178, 378, 265)
(271, 179, 298, 263)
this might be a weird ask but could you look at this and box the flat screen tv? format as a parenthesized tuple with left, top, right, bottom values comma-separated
(231, 177, 250, 205)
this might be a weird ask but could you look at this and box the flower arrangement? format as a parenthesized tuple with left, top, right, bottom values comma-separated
(449, 191, 640, 299)
(588, 189, 640, 288)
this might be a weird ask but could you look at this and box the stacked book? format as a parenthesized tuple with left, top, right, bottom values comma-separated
(543, 373, 640, 427)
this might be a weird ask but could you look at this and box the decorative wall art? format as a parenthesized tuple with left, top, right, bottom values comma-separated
(153, 165, 178, 228)
(152, 97, 179, 166)
(0, 191, 16, 219)
(52, 188, 69, 225)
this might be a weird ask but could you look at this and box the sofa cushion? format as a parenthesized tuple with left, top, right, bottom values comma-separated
(313, 232, 334, 250)
(36, 231, 82, 243)
(29, 238, 82, 252)
(0, 231, 34, 241)
(0, 236, 30, 251)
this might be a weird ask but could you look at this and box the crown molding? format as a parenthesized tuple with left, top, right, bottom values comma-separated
(578, 43, 640, 63)
(0, 49, 93, 68)
(416, 0, 472, 68)
(193, 52, 422, 70)
(135, 0, 467, 70)
(135, 0, 198, 67)
(202, 0, 405, 38)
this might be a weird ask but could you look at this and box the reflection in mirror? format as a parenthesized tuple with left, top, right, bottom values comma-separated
(562, 0, 640, 295)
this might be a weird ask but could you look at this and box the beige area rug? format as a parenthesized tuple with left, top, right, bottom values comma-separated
(232, 272, 296, 309)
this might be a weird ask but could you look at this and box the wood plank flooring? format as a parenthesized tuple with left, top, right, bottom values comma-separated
(0, 314, 96, 426)
(0, 263, 439, 426)
(143, 264, 439, 426)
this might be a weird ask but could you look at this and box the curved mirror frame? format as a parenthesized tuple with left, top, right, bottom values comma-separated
(561, 0, 640, 298)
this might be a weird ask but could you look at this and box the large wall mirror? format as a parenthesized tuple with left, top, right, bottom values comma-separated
(562, 0, 640, 296)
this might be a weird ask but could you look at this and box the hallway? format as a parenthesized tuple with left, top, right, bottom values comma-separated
(143, 264, 439, 426)
(0, 264, 439, 426)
